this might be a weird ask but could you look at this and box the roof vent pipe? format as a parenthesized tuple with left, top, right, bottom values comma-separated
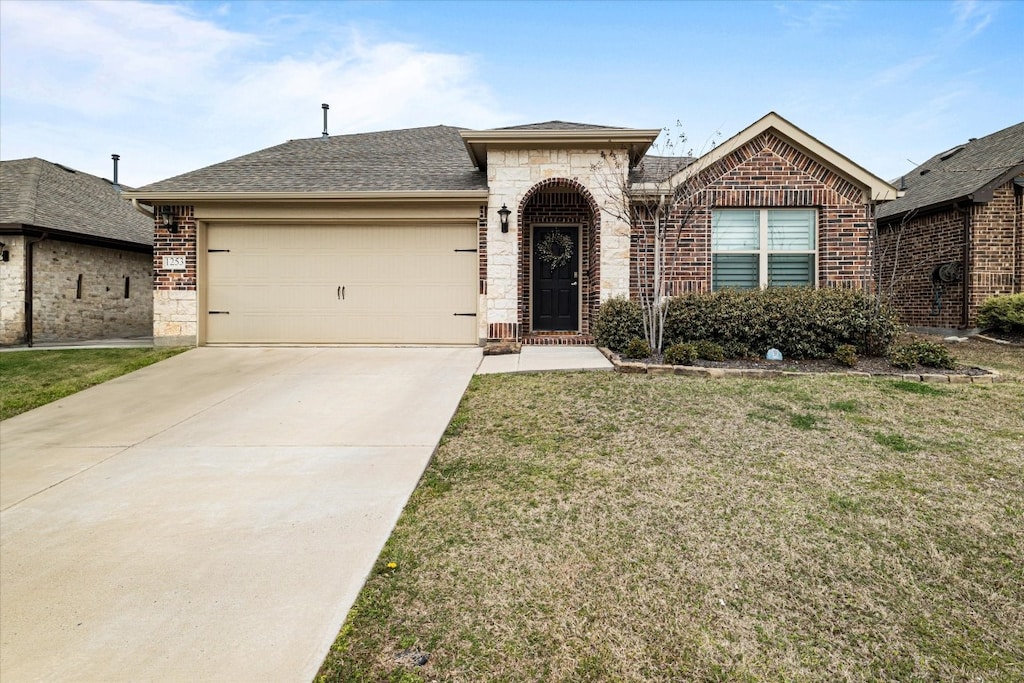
(111, 153, 120, 190)
(322, 103, 329, 138)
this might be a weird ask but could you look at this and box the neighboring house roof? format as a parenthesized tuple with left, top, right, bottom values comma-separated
(0, 157, 152, 247)
(633, 112, 899, 203)
(877, 120, 1024, 221)
(134, 125, 487, 196)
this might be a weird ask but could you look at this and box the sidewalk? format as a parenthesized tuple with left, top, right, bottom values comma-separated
(476, 346, 612, 374)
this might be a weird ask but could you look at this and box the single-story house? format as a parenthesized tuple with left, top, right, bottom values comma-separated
(876, 121, 1024, 330)
(124, 112, 898, 347)
(0, 157, 154, 346)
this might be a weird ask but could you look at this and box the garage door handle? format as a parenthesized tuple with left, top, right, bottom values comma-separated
(337, 286, 345, 300)
(209, 311, 230, 315)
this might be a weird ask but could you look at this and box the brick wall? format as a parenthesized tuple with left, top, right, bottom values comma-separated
(152, 205, 198, 345)
(877, 180, 1022, 329)
(518, 181, 598, 337)
(632, 131, 873, 299)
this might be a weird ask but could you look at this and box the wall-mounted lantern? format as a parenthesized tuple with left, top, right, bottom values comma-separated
(160, 208, 178, 233)
(498, 204, 511, 233)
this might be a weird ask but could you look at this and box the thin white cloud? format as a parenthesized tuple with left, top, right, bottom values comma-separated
(872, 55, 937, 87)
(951, 0, 996, 39)
(773, 1, 849, 33)
(0, 0, 507, 185)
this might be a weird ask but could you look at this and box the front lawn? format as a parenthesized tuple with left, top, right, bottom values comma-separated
(319, 346, 1023, 681)
(0, 347, 187, 420)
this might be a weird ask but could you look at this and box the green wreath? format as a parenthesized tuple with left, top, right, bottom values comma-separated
(536, 232, 573, 271)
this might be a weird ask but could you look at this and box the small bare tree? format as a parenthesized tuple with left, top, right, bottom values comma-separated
(592, 123, 719, 353)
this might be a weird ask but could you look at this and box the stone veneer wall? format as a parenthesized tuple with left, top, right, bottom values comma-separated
(484, 147, 629, 341)
(0, 237, 152, 344)
(0, 235, 27, 344)
(152, 205, 198, 346)
(877, 180, 1022, 328)
(633, 131, 873, 300)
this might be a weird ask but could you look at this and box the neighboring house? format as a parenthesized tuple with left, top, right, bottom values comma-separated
(123, 112, 897, 347)
(876, 121, 1024, 330)
(0, 158, 154, 346)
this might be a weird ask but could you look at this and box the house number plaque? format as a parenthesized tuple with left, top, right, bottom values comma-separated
(162, 255, 186, 270)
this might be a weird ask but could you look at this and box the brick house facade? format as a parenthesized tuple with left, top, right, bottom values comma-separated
(876, 121, 1023, 330)
(126, 113, 896, 347)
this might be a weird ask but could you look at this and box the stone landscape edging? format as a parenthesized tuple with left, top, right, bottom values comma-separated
(597, 348, 1001, 383)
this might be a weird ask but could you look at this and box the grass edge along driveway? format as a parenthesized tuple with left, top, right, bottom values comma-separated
(319, 363, 1024, 682)
(0, 347, 186, 420)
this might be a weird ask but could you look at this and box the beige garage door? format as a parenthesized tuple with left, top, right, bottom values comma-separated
(205, 224, 478, 344)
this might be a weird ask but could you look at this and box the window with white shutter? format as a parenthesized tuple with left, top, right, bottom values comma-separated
(712, 209, 816, 290)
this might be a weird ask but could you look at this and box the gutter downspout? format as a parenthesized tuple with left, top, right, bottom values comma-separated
(956, 202, 972, 329)
(25, 234, 47, 347)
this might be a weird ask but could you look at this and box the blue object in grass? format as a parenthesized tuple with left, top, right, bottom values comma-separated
(766, 348, 783, 361)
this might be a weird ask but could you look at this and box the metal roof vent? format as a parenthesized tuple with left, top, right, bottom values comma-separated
(321, 103, 329, 138)
(111, 153, 120, 191)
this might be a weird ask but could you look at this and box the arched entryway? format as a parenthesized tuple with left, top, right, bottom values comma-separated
(518, 179, 601, 342)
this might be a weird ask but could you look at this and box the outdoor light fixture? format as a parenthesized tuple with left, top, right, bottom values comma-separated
(160, 208, 178, 233)
(498, 203, 511, 233)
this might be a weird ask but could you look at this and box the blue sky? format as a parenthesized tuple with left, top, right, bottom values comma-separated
(1, 0, 1020, 186)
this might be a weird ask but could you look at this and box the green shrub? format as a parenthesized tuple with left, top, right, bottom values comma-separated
(889, 340, 957, 370)
(721, 340, 752, 360)
(977, 293, 1024, 333)
(622, 337, 652, 359)
(663, 287, 901, 359)
(663, 343, 697, 365)
(693, 339, 725, 361)
(834, 344, 858, 367)
(593, 296, 644, 353)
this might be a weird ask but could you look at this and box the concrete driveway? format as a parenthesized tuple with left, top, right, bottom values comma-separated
(0, 346, 481, 682)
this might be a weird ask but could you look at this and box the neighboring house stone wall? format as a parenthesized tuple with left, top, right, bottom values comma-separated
(633, 131, 873, 299)
(876, 180, 1022, 329)
(0, 235, 27, 344)
(152, 205, 198, 346)
(30, 239, 152, 342)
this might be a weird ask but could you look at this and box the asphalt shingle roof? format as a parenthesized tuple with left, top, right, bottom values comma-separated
(136, 125, 486, 194)
(493, 120, 626, 131)
(629, 155, 697, 183)
(0, 158, 152, 246)
(877, 120, 1024, 220)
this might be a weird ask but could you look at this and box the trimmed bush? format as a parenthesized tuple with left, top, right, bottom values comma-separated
(889, 340, 957, 370)
(977, 293, 1024, 334)
(663, 343, 697, 366)
(693, 339, 725, 361)
(834, 344, 858, 367)
(663, 287, 901, 360)
(623, 337, 652, 359)
(593, 296, 644, 352)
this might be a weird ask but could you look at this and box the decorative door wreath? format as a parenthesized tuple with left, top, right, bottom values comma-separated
(536, 231, 574, 271)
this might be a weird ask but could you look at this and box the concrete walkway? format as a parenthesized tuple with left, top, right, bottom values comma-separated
(0, 346, 480, 683)
(476, 345, 612, 374)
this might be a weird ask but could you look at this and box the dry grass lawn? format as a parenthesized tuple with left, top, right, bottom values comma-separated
(318, 342, 1023, 682)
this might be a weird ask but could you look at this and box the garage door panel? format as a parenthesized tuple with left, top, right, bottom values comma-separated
(206, 225, 477, 344)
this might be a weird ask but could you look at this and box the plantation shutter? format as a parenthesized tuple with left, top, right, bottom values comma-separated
(713, 254, 759, 290)
(712, 210, 759, 250)
(767, 210, 815, 250)
(768, 254, 814, 287)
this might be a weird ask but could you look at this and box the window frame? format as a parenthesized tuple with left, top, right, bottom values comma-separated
(711, 208, 818, 290)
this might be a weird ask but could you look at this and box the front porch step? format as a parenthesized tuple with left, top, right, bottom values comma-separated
(522, 333, 595, 346)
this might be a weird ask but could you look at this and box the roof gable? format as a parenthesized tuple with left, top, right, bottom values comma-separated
(635, 112, 898, 203)
(877, 120, 1024, 221)
(0, 157, 152, 246)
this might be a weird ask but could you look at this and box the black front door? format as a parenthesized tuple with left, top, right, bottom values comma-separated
(532, 227, 579, 331)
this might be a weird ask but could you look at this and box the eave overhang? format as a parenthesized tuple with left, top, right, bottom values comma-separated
(877, 164, 1024, 224)
(0, 223, 152, 252)
(632, 112, 900, 203)
(459, 128, 662, 170)
(120, 189, 490, 203)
